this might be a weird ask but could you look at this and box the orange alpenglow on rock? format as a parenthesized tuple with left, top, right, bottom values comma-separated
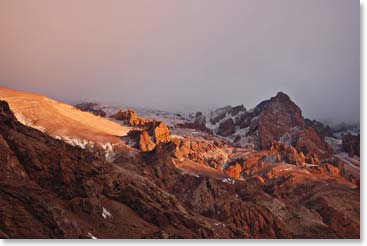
(225, 163, 242, 179)
(139, 130, 156, 152)
(115, 109, 148, 126)
(153, 122, 170, 144)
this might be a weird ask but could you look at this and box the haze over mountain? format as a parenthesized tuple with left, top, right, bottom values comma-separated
(0, 0, 359, 124)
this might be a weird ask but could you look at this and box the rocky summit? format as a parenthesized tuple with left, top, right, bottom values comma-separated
(0, 88, 360, 239)
(201, 92, 333, 162)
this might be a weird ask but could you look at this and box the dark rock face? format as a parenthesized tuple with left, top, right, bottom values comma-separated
(217, 118, 235, 137)
(304, 119, 333, 139)
(342, 134, 360, 157)
(193, 112, 206, 126)
(230, 105, 246, 116)
(209, 105, 247, 126)
(75, 102, 106, 117)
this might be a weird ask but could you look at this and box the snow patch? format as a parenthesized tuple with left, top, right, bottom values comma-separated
(214, 222, 226, 227)
(325, 137, 342, 153)
(222, 178, 235, 185)
(54, 136, 118, 162)
(62, 136, 92, 149)
(88, 232, 98, 239)
(102, 207, 112, 219)
(101, 142, 116, 162)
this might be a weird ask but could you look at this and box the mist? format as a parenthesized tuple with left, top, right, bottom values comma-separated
(0, 0, 359, 124)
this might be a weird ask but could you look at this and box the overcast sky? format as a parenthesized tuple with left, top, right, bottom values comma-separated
(0, 0, 359, 124)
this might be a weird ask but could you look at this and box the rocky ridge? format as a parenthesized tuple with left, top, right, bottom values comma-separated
(0, 88, 360, 239)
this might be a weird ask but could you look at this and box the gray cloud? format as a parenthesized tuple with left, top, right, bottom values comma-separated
(0, 0, 359, 124)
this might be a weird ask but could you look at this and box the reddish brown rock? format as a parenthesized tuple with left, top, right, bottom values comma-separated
(268, 141, 305, 166)
(294, 127, 333, 159)
(225, 163, 242, 179)
(282, 145, 305, 166)
(115, 109, 148, 126)
(151, 121, 170, 144)
(342, 134, 360, 157)
(124, 120, 171, 152)
(256, 92, 305, 149)
(308, 163, 340, 177)
(139, 131, 156, 152)
(238, 92, 333, 160)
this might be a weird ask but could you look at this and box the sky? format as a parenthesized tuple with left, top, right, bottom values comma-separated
(0, 0, 360, 124)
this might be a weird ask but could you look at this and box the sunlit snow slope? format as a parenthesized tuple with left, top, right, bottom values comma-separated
(0, 87, 131, 144)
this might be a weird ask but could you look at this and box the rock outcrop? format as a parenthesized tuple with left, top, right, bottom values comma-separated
(115, 109, 148, 126)
(124, 119, 170, 152)
(139, 130, 156, 152)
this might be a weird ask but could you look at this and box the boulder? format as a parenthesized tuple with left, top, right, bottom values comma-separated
(217, 118, 235, 137)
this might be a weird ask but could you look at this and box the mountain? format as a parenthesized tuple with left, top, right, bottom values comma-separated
(0, 88, 360, 239)
(188, 92, 333, 161)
